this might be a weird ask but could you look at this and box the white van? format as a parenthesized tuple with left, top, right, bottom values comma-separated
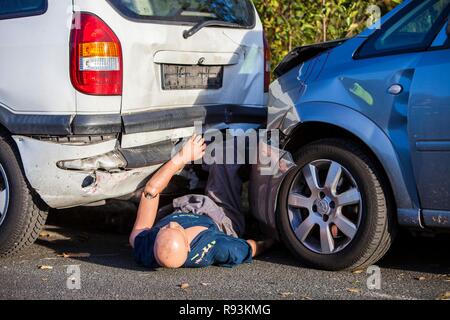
(0, 0, 269, 256)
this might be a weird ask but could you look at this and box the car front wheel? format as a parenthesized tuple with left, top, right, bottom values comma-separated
(277, 138, 396, 271)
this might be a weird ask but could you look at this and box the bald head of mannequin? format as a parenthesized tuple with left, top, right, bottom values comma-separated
(154, 222, 190, 269)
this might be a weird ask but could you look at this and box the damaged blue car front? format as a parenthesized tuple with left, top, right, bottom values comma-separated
(250, 0, 450, 271)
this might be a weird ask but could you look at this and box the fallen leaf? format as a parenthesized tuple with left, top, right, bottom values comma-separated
(42, 257, 59, 261)
(279, 292, 294, 297)
(300, 295, 313, 300)
(436, 292, 450, 300)
(38, 265, 53, 270)
(352, 269, 364, 274)
(346, 288, 361, 294)
(60, 252, 91, 258)
(415, 276, 427, 281)
(179, 283, 190, 289)
(201, 282, 211, 286)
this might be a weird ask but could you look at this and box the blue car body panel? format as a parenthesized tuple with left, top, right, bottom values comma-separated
(252, 0, 450, 232)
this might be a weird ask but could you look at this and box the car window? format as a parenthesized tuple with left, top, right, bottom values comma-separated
(108, 0, 255, 27)
(0, 0, 47, 19)
(358, 0, 450, 58)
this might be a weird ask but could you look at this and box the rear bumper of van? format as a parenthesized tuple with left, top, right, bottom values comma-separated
(4, 105, 267, 208)
(0, 104, 267, 136)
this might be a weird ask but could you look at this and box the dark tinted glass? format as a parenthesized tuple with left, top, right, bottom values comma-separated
(108, 0, 255, 27)
(0, 0, 46, 17)
(358, 0, 450, 57)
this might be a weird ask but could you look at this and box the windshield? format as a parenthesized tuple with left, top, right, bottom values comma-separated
(108, 0, 255, 27)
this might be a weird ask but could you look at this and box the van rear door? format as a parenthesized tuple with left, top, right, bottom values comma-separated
(74, 0, 266, 119)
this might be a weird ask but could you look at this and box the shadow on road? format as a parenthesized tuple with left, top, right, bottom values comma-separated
(254, 231, 450, 274)
(39, 202, 149, 272)
(35, 225, 151, 272)
(39, 203, 450, 275)
(379, 231, 450, 274)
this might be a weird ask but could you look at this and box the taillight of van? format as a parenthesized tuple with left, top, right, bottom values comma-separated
(70, 12, 122, 96)
(263, 32, 271, 93)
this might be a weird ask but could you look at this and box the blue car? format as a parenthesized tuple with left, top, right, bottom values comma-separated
(250, 0, 450, 271)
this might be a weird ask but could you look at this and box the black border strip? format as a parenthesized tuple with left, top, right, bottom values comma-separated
(0, 300, 442, 314)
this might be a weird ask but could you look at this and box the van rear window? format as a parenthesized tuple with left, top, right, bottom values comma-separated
(0, 0, 47, 19)
(108, 0, 255, 27)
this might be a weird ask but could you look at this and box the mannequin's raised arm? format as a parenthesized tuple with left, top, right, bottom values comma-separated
(129, 135, 206, 247)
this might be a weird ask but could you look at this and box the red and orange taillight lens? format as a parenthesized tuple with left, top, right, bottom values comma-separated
(70, 13, 122, 95)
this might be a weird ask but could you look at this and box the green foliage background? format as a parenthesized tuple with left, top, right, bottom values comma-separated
(253, 0, 403, 67)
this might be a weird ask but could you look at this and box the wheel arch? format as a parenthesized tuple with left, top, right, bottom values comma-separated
(280, 102, 421, 227)
(284, 121, 395, 202)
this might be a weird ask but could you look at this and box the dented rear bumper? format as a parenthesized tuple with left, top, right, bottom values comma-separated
(10, 105, 267, 209)
(13, 136, 162, 209)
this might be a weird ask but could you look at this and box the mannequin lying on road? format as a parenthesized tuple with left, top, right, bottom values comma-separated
(129, 134, 273, 269)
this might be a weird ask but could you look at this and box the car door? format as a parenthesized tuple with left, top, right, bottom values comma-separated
(352, 0, 450, 220)
(315, 0, 450, 214)
(408, 19, 450, 218)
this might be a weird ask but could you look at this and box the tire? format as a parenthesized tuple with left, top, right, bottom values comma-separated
(0, 133, 48, 257)
(277, 138, 396, 271)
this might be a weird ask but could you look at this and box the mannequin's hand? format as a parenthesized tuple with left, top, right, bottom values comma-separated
(177, 134, 206, 164)
(140, 135, 205, 200)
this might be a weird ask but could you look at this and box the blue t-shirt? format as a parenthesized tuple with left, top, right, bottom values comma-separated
(133, 213, 253, 268)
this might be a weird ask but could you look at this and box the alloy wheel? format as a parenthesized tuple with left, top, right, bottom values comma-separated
(287, 159, 362, 255)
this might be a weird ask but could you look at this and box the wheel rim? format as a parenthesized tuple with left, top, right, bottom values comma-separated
(287, 159, 362, 255)
(0, 163, 10, 227)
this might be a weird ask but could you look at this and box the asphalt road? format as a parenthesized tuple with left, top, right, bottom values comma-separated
(0, 203, 449, 300)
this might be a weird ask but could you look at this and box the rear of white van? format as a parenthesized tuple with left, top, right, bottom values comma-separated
(72, 0, 268, 115)
(10, 0, 269, 209)
(0, 0, 268, 257)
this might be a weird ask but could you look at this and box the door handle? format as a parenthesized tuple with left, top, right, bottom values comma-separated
(388, 84, 403, 95)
